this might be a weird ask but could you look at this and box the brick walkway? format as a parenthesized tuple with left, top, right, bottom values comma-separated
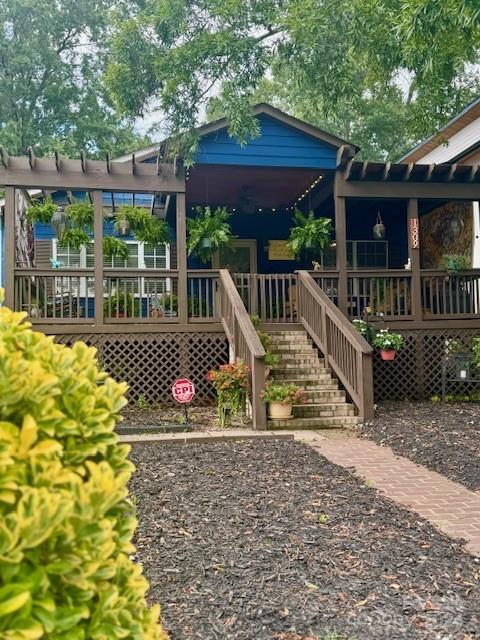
(305, 433, 480, 557)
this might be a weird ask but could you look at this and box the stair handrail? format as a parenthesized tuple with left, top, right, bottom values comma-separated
(218, 269, 267, 429)
(297, 270, 374, 419)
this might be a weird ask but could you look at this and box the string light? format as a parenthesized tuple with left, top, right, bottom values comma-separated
(293, 174, 323, 207)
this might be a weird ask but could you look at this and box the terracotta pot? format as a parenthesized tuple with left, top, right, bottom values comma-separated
(268, 402, 293, 419)
(380, 349, 396, 361)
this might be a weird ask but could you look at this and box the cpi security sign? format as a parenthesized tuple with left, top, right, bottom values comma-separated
(172, 378, 196, 404)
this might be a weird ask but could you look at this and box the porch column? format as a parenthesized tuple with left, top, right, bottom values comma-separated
(334, 176, 348, 316)
(4, 187, 16, 309)
(176, 192, 188, 324)
(92, 190, 104, 325)
(407, 198, 422, 322)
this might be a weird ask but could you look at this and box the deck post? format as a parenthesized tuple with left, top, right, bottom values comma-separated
(176, 192, 188, 324)
(4, 187, 16, 309)
(407, 198, 422, 322)
(334, 174, 348, 316)
(92, 190, 104, 325)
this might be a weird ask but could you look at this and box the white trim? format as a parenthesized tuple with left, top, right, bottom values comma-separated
(473, 202, 480, 269)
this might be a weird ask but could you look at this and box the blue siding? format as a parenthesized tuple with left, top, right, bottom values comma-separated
(195, 114, 337, 169)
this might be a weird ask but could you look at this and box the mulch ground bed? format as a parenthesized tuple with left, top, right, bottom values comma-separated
(121, 405, 251, 431)
(356, 401, 480, 491)
(130, 440, 480, 640)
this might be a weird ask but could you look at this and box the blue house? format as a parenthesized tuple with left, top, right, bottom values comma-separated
(1, 103, 479, 426)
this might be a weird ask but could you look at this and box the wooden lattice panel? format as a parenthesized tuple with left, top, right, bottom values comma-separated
(374, 329, 480, 401)
(55, 332, 228, 405)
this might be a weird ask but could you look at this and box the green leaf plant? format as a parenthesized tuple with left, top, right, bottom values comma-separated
(0, 289, 167, 639)
(287, 209, 331, 259)
(187, 206, 235, 263)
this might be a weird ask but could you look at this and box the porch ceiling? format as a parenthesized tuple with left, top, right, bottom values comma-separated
(186, 164, 333, 208)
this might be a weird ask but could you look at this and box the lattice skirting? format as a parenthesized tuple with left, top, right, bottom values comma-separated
(55, 332, 229, 405)
(373, 328, 480, 401)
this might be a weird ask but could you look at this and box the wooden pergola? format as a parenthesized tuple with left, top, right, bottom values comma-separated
(333, 160, 480, 328)
(0, 151, 189, 322)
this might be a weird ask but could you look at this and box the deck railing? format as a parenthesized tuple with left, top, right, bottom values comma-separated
(347, 270, 413, 319)
(14, 268, 221, 324)
(421, 270, 480, 318)
(14, 269, 95, 322)
(297, 270, 374, 419)
(234, 273, 298, 322)
(219, 270, 266, 429)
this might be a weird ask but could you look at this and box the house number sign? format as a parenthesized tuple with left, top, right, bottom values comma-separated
(409, 218, 420, 249)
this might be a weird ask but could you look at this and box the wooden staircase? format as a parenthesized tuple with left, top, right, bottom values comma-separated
(267, 328, 361, 429)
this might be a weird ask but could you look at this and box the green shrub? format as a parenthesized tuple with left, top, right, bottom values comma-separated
(0, 291, 166, 639)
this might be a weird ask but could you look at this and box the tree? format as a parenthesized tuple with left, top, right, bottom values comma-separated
(0, 0, 150, 157)
(106, 0, 480, 160)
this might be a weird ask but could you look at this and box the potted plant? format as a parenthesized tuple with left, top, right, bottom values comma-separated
(261, 381, 304, 420)
(207, 361, 249, 427)
(441, 254, 470, 275)
(103, 291, 140, 318)
(287, 209, 331, 259)
(373, 329, 405, 361)
(187, 206, 235, 263)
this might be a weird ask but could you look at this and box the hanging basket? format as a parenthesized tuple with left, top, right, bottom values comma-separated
(201, 237, 212, 249)
(373, 213, 385, 240)
(117, 219, 130, 237)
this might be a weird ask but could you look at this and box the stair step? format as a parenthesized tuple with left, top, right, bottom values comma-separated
(275, 356, 322, 365)
(303, 389, 346, 402)
(271, 362, 326, 371)
(268, 416, 361, 430)
(293, 403, 354, 418)
(274, 379, 340, 390)
(271, 374, 333, 383)
(270, 344, 318, 356)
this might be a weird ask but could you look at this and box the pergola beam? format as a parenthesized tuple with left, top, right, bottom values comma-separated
(0, 155, 185, 193)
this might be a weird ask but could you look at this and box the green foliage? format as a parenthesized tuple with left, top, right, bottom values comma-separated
(187, 206, 235, 263)
(207, 361, 249, 427)
(472, 338, 480, 371)
(373, 329, 405, 352)
(0, 0, 150, 157)
(103, 236, 130, 261)
(65, 202, 94, 229)
(26, 199, 57, 224)
(103, 291, 140, 318)
(441, 254, 470, 273)
(106, 0, 480, 160)
(261, 381, 304, 405)
(0, 291, 166, 639)
(58, 228, 90, 251)
(116, 206, 170, 246)
(287, 210, 331, 258)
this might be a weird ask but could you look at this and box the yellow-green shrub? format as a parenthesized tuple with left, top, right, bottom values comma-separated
(0, 292, 167, 640)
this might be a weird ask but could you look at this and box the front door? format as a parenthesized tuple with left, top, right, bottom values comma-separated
(213, 239, 257, 309)
(213, 239, 257, 274)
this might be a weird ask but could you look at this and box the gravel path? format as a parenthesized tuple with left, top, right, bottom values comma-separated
(130, 440, 479, 640)
(357, 401, 480, 491)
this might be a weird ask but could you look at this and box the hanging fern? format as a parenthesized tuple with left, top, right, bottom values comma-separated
(65, 201, 94, 229)
(59, 228, 90, 251)
(187, 206, 235, 263)
(103, 236, 130, 261)
(26, 198, 58, 224)
(115, 205, 170, 246)
(287, 209, 331, 258)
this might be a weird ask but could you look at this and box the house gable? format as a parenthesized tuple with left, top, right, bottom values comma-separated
(195, 113, 339, 169)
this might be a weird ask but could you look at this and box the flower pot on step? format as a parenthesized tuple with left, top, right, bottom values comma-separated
(268, 402, 293, 420)
(380, 349, 396, 361)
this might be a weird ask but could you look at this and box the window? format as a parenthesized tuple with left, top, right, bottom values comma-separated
(52, 239, 171, 297)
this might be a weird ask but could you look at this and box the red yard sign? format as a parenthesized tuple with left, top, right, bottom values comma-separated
(172, 378, 196, 404)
